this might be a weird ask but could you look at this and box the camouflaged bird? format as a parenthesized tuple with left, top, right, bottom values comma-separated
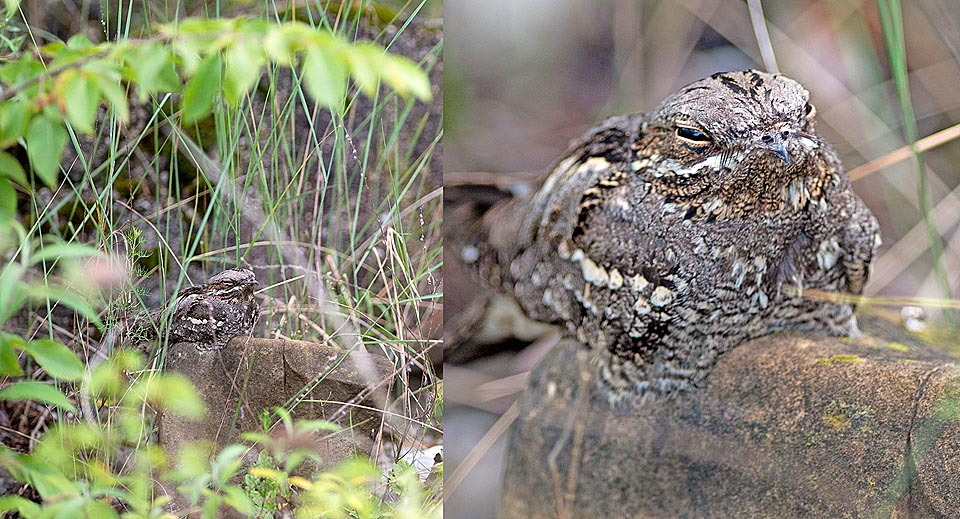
(488, 70, 880, 409)
(125, 268, 260, 352)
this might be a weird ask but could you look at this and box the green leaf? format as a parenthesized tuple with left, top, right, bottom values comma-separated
(23, 338, 84, 381)
(29, 241, 100, 265)
(141, 373, 205, 417)
(3, 0, 18, 19)
(0, 99, 30, 148)
(62, 70, 100, 134)
(263, 27, 299, 66)
(82, 498, 119, 519)
(0, 495, 39, 516)
(213, 445, 247, 487)
(0, 177, 13, 221)
(222, 485, 255, 515)
(28, 284, 103, 328)
(126, 42, 178, 99)
(201, 494, 221, 519)
(381, 54, 432, 101)
(181, 53, 221, 124)
(0, 151, 27, 186)
(223, 38, 264, 106)
(303, 44, 347, 111)
(0, 263, 26, 325)
(347, 44, 386, 97)
(0, 381, 76, 413)
(87, 63, 129, 123)
(25, 114, 66, 188)
(66, 33, 93, 50)
(0, 333, 23, 376)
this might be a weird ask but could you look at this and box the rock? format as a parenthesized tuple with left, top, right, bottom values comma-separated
(159, 337, 394, 471)
(499, 323, 960, 518)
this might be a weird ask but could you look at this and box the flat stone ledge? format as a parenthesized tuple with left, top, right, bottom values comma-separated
(159, 337, 394, 468)
(499, 330, 960, 519)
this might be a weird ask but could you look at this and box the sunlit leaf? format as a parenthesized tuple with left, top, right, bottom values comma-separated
(140, 373, 205, 417)
(303, 43, 347, 111)
(62, 71, 100, 134)
(182, 53, 221, 124)
(347, 44, 386, 97)
(381, 54, 432, 101)
(263, 26, 299, 66)
(0, 495, 39, 516)
(223, 38, 264, 105)
(0, 381, 76, 413)
(25, 114, 66, 188)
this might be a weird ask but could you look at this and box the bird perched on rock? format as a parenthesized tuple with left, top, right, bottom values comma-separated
(125, 268, 260, 352)
(484, 70, 880, 409)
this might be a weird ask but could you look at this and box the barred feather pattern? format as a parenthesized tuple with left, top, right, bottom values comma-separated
(124, 268, 260, 352)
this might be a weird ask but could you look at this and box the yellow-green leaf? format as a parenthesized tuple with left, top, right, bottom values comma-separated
(63, 71, 100, 134)
(127, 42, 178, 99)
(0, 381, 76, 413)
(0, 495, 40, 516)
(0, 99, 30, 148)
(223, 38, 264, 105)
(141, 373, 205, 417)
(181, 53, 221, 124)
(28, 284, 103, 327)
(24, 338, 84, 381)
(303, 44, 347, 111)
(0, 333, 23, 376)
(347, 44, 386, 97)
(0, 177, 13, 221)
(381, 54, 432, 101)
(88, 64, 129, 123)
(82, 498, 119, 519)
(3, 0, 19, 19)
(0, 151, 27, 186)
(25, 114, 66, 188)
(0, 263, 25, 324)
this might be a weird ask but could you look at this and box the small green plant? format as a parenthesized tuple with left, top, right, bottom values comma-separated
(0, 13, 430, 217)
(0, 349, 208, 518)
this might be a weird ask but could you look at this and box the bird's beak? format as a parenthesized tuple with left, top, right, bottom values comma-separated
(757, 130, 792, 165)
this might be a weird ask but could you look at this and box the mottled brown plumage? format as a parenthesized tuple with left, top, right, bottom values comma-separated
(127, 268, 260, 351)
(490, 70, 880, 409)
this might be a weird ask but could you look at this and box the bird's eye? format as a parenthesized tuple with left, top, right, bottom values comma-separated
(804, 102, 815, 117)
(676, 126, 711, 143)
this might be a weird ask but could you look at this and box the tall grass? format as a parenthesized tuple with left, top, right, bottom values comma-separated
(4, 0, 442, 512)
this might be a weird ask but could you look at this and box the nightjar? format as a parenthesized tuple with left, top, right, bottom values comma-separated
(492, 70, 880, 409)
(128, 268, 260, 351)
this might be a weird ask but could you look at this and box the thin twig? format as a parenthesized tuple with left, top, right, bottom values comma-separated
(849, 122, 960, 180)
(444, 401, 519, 499)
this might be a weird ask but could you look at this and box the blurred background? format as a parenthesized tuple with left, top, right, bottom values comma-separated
(444, 1, 960, 518)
